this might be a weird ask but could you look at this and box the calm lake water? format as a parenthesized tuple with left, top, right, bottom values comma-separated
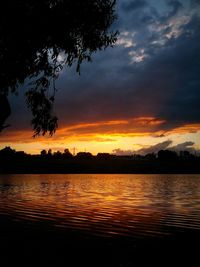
(0, 174, 200, 240)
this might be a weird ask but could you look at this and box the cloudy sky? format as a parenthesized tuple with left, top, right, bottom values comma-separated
(1, 0, 200, 155)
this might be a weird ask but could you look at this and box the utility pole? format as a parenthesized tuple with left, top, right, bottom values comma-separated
(72, 147, 77, 156)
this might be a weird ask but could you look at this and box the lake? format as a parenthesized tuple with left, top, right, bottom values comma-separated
(0, 174, 200, 266)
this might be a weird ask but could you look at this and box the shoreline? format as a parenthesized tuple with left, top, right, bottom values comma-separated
(1, 171, 200, 174)
(1, 158, 200, 174)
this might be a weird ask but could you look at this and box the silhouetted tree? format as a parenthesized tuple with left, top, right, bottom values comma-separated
(0, 0, 117, 135)
(97, 153, 111, 159)
(76, 152, 93, 159)
(0, 146, 16, 157)
(40, 149, 47, 156)
(180, 150, 189, 158)
(47, 149, 52, 156)
(63, 149, 73, 158)
(53, 151, 62, 158)
(144, 153, 156, 160)
(157, 150, 178, 161)
(15, 151, 27, 159)
(133, 154, 143, 160)
(0, 95, 11, 132)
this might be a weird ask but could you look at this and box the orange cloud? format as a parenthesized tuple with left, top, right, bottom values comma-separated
(56, 117, 166, 137)
(0, 118, 200, 147)
(165, 124, 200, 135)
(0, 129, 33, 143)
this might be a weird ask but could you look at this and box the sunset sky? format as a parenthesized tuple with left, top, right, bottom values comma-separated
(1, 0, 200, 155)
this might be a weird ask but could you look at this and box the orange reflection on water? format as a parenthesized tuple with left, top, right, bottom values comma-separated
(0, 174, 200, 238)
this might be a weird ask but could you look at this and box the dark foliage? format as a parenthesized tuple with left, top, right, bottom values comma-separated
(0, 95, 11, 131)
(157, 149, 178, 160)
(0, 147, 200, 174)
(0, 0, 117, 135)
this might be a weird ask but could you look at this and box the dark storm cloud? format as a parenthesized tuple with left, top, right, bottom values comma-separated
(121, 0, 147, 12)
(113, 140, 197, 155)
(112, 140, 169, 155)
(170, 141, 196, 153)
(165, 0, 183, 18)
(153, 16, 200, 124)
(190, 0, 200, 7)
(118, 0, 157, 31)
(6, 0, 200, 135)
(135, 140, 173, 155)
(56, 11, 200, 129)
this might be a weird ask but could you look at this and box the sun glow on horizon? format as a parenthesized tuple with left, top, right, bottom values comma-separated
(0, 117, 200, 155)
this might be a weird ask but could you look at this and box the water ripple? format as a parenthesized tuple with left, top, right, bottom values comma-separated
(0, 174, 200, 239)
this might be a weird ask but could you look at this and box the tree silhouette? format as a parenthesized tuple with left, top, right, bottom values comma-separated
(41, 149, 47, 156)
(157, 150, 178, 160)
(0, 0, 117, 135)
(0, 95, 11, 131)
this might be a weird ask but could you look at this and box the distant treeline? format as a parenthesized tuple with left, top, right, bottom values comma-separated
(0, 146, 200, 174)
(0, 146, 199, 160)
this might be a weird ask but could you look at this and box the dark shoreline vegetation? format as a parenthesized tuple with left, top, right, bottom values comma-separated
(1, 146, 200, 174)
